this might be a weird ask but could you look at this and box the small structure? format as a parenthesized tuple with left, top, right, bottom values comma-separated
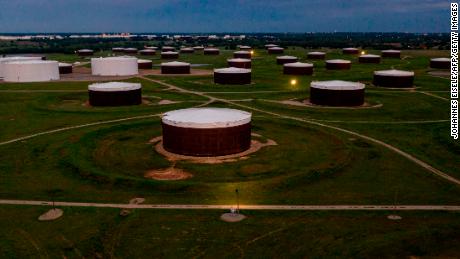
(180, 47, 195, 53)
(381, 50, 401, 58)
(268, 47, 284, 54)
(162, 108, 252, 156)
(204, 48, 220, 55)
(283, 62, 313, 75)
(161, 61, 191, 74)
(124, 48, 138, 54)
(139, 49, 156, 56)
(88, 82, 142, 106)
(138, 59, 153, 70)
(77, 49, 94, 56)
(310, 80, 365, 106)
(373, 69, 415, 88)
(214, 67, 251, 85)
(3, 60, 60, 82)
(430, 58, 450, 69)
(276, 55, 298, 65)
(58, 62, 73, 74)
(227, 58, 251, 69)
(91, 56, 138, 76)
(326, 59, 352, 70)
(307, 51, 326, 59)
(359, 54, 381, 64)
(342, 48, 360, 54)
(161, 51, 179, 59)
(233, 51, 252, 59)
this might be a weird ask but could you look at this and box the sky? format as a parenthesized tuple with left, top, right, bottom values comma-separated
(0, 0, 452, 33)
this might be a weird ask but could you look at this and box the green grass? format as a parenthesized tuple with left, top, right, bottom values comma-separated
(0, 48, 458, 257)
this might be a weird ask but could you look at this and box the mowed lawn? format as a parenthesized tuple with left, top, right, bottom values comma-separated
(0, 47, 458, 257)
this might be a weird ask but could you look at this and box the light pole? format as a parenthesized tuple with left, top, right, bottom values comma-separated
(235, 188, 239, 214)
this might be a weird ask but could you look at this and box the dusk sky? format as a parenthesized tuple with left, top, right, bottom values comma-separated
(0, 0, 452, 33)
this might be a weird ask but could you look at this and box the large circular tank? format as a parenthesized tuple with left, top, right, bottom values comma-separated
(326, 59, 352, 70)
(310, 80, 365, 106)
(0, 56, 42, 78)
(283, 62, 314, 75)
(91, 56, 138, 76)
(88, 82, 142, 107)
(161, 61, 191, 74)
(430, 58, 450, 69)
(373, 69, 414, 88)
(162, 108, 252, 156)
(3, 60, 60, 82)
(381, 50, 401, 58)
(227, 58, 252, 69)
(359, 54, 381, 64)
(214, 67, 251, 85)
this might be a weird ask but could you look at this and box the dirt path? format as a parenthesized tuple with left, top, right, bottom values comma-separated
(138, 76, 460, 186)
(0, 199, 459, 211)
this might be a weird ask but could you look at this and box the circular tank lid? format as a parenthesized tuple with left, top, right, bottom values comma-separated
(92, 56, 137, 61)
(431, 57, 450, 62)
(145, 46, 158, 49)
(234, 51, 251, 54)
(112, 47, 124, 50)
(4, 60, 57, 65)
(214, 67, 251, 73)
(326, 59, 351, 64)
(161, 61, 190, 66)
(180, 47, 194, 51)
(277, 55, 297, 59)
(268, 47, 284, 50)
(163, 46, 175, 49)
(0, 56, 42, 63)
(382, 49, 401, 53)
(343, 47, 359, 50)
(193, 46, 204, 49)
(265, 44, 279, 47)
(88, 82, 141, 92)
(228, 58, 251, 62)
(124, 48, 138, 51)
(161, 51, 179, 54)
(204, 48, 219, 51)
(138, 59, 153, 64)
(59, 62, 72, 67)
(374, 69, 414, 76)
(78, 49, 93, 52)
(360, 54, 381, 58)
(308, 51, 326, 55)
(140, 49, 155, 52)
(311, 80, 365, 90)
(239, 45, 251, 48)
(284, 62, 313, 68)
(162, 108, 252, 129)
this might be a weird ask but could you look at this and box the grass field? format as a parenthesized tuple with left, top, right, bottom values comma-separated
(0, 47, 459, 258)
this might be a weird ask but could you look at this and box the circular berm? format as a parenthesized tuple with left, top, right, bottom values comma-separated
(214, 67, 252, 85)
(359, 54, 381, 64)
(180, 47, 195, 54)
(138, 59, 153, 70)
(326, 59, 352, 70)
(88, 82, 142, 107)
(283, 62, 313, 75)
(307, 51, 326, 59)
(268, 47, 284, 54)
(227, 58, 252, 69)
(3, 60, 60, 82)
(373, 69, 415, 88)
(161, 51, 179, 59)
(430, 58, 450, 69)
(123, 48, 138, 54)
(342, 48, 360, 54)
(310, 80, 365, 107)
(77, 49, 94, 56)
(162, 108, 252, 156)
(91, 56, 138, 76)
(233, 51, 252, 59)
(161, 61, 191, 74)
(276, 55, 298, 65)
(58, 62, 73, 74)
(139, 49, 156, 56)
(381, 50, 401, 58)
(204, 48, 220, 55)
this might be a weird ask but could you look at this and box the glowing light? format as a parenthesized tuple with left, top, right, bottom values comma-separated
(361, 51, 366, 55)
(250, 50, 254, 55)
(290, 79, 297, 86)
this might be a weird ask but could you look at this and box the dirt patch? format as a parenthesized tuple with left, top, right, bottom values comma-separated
(220, 213, 246, 222)
(428, 70, 450, 78)
(265, 99, 383, 109)
(150, 135, 277, 164)
(38, 208, 63, 221)
(158, 99, 180, 105)
(144, 167, 193, 180)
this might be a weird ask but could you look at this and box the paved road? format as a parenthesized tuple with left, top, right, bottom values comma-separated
(0, 199, 459, 211)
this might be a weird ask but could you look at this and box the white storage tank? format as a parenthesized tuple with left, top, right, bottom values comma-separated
(0, 56, 43, 78)
(3, 60, 60, 82)
(91, 56, 138, 76)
